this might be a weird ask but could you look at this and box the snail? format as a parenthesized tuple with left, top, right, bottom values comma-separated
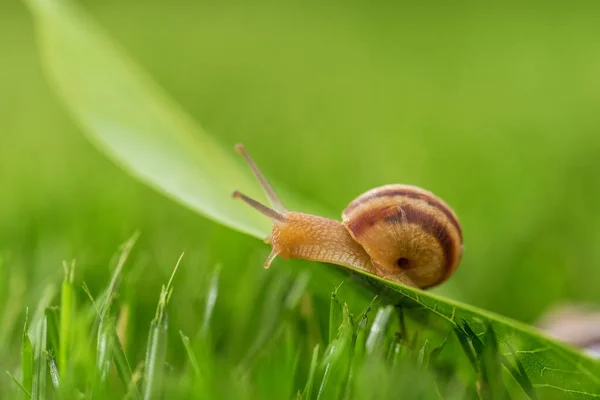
(232, 144, 463, 289)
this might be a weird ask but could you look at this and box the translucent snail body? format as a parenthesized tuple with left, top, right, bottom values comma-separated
(232, 144, 463, 289)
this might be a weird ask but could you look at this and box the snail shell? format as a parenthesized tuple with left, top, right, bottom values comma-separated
(343, 184, 463, 289)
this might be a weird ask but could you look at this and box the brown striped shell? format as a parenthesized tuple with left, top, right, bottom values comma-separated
(342, 184, 463, 289)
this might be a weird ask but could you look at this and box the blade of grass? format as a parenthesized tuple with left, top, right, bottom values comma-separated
(302, 344, 320, 399)
(328, 284, 343, 345)
(429, 339, 447, 367)
(416, 339, 429, 370)
(365, 306, 394, 356)
(43, 308, 59, 366)
(284, 325, 301, 400)
(142, 253, 183, 400)
(42, 307, 60, 392)
(96, 317, 115, 384)
(239, 272, 293, 369)
(28, 285, 56, 340)
(5, 371, 32, 399)
(22, 308, 33, 400)
(31, 315, 47, 400)
(200, 264, 220, 337)
(112, 329, 137, 398)
(284, 272, 311, 311)
(101, 232, 139, 319)
(93, 233, 138, 393)
(454, 325, 478, 374)
(183, 333, 215, 398)
(124, 363, 144, 400)
(82, 282, 101, 321)
(142, 296, 169, 400)
(83, 252, 139, 399)
(317, 304, 354, 400)
(502, 344, 537, 400)
(389, 340, 404, 369)
(179, 331, 200, 377)
(480, 327, 508, 400)
(59, 260, 75, 376)
(343, 303, 372, 400)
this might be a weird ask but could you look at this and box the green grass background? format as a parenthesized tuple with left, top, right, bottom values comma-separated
(2, 0, 600, 397)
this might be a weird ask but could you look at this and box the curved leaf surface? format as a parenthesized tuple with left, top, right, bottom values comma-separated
(25, 0, 273, 238)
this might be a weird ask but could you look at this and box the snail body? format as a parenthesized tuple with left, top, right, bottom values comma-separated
(232, 144, 463, 289)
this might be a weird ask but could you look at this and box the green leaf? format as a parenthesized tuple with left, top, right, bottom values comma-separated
(503, 344, 537, 400)
(480, 327, 509, 400)
(22, 0, 600, 397)
(371, 278, 600, 398)
(22, 0, 274, 239)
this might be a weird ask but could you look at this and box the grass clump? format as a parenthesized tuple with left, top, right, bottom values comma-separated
(3, 235, 544, 400)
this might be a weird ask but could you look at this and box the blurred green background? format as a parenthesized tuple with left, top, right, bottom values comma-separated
(2, 0, 600, 383)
